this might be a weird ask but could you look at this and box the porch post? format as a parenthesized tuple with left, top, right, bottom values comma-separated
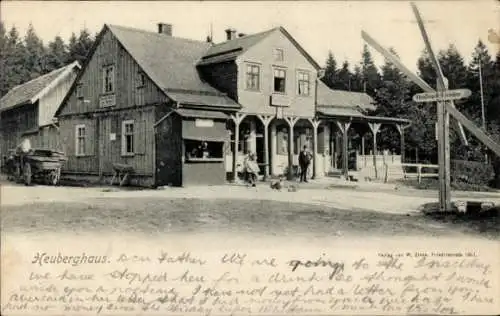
(308, 118, 321, 179)
(368, 122, 381, 179)
(230, 113, 247, 182)
(270, 123, 277, 176)
(249, 119, 257, 154)
(335, 120, 351, 180)
(257, 115, 273, 180)
(284, 116, 299, 180)
(396, 124, 406, 163)
(361, 134, 366, 167)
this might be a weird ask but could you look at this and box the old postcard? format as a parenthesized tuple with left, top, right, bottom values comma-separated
(1, 0, 500, 315)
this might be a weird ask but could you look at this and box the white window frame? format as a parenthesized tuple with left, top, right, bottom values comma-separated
(102, 65, 115, 94)
(273, 68, 287, 94)
(245, 63, 260, 91)
(75, 124, 86, 156)
(297, 70, 311, 96)
(121, 120, 135, 156)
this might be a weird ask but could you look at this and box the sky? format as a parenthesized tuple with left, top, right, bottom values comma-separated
(1, 1, 499, 72)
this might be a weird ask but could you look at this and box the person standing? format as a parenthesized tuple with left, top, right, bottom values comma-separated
(299, 145, 311, 182)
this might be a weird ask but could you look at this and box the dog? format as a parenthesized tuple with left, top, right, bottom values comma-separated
(270, 176, 284, 191)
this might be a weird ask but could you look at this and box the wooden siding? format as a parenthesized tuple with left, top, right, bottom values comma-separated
(24, 126, 62, 151)
(0, 103, 38, 157)
(155, 113, 182, 186)
(198, 61, 238, 100)
(58, 28, 166, 116)
(39, 70, 78, 126)
(236, 30, 317, 117)
(59, 107, 155, 176)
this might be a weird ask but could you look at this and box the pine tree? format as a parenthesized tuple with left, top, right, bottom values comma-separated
(67, 28, 94, 64)
(45, 35, 67, 72)
(322, 51, 337, 89)
(23, 23, 46, 80)
(360, 44, 381, 95)
(2, 25, 26, 93)
(336, 60, 352, 91)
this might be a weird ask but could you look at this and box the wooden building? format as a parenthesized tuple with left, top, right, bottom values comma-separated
(0, 61, 81, 164)
(55, 24, 240, 187)
(55, 23, 409, 187)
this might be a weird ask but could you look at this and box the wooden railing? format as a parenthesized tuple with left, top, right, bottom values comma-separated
(401, 163, 439, 183)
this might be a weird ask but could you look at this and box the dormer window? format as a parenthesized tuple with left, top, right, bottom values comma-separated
(273, 68, 286, 94)
(274, 48, 284, 62)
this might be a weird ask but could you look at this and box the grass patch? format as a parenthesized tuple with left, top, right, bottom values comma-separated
(399, 178, 497, 192)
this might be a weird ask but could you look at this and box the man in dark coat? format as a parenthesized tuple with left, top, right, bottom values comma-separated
(298, 145, 311, 182)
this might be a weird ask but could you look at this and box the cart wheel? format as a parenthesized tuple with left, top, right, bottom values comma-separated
(48, 170, 58, 186)
(24, 162, 32, 186)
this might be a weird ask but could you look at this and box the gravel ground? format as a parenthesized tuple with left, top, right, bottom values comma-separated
(2, 195, 499, 240)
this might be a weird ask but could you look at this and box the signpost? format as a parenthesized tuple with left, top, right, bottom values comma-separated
(362, 2, 500, 212)
(412, 89, 472, 103)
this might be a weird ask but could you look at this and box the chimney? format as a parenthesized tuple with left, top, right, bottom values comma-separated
(225, 28, 237, 40)
(238, 33, 246, 38)
(157, 23, 172, 36)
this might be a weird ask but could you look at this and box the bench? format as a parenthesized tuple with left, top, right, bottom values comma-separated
(110, 163, 134, 186)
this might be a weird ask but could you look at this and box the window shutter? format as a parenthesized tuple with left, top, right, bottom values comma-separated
(86, 121, 95, 156)
(135, 120, 146, 155)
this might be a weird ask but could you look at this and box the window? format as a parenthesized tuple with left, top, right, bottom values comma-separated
(102, 65, 115, 93)
(136, 72, 146, 88)
(274, 48, 284, 62)
(122, 120, 134, 155)
(273, 68, 286, 93)
(185, 140, 224, 160)
(76, 83, 83, 99)
(297, 71, 310, 96)
(75, 124, 86, 156)
(245, 64, 260, 90)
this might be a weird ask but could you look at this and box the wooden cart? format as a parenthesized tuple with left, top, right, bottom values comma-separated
(7, 149, 67, 185)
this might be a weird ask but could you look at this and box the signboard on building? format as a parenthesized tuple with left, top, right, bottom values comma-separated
(99, 94, 116, 108)
(195, 119, 214, 127)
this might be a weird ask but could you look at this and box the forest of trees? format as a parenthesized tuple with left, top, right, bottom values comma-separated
(1, 22, 499, 174)
(321, 42, 500, 168)
(0, 22, 95, 97)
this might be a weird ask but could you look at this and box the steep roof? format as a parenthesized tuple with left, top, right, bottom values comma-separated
(316, 81, 376, 111)
(198, 27, 321, 69)
(107, 25, 240, 109)
(198, 28, 276, 65)
(0, 61, 80, 112)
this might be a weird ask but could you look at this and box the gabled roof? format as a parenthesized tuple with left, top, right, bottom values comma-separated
(316, 81, 376, 111)
(0, 61, 80, 112)
(107, 25, 240, 109)
(198, 26, 321, 69)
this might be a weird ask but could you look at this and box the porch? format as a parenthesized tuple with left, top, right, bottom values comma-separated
(224, 111, 410, 182)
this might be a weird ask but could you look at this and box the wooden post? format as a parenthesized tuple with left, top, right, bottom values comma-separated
(436, 79, 451, 212)
(368, 122, 381, 179)
(335, 121, 351, 180)
(257, 115, 273, 181)
(230, 113, 246, 182)
(308, 118, 321, 179)
(284, 117, 298, 180)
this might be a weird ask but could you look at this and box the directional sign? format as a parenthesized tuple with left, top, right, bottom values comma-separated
(412, 89, 472, 103)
